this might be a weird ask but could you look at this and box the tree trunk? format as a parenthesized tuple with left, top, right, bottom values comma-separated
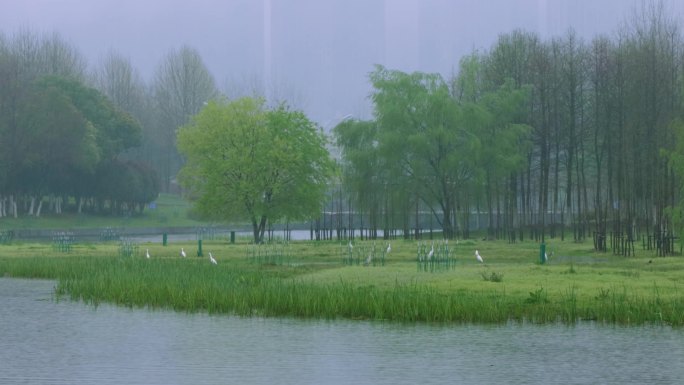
(252, 214, 268, 244)
(486, 170, 494, 238)
(28, 196, 35, 216)
(10, 195, 17, 218)
(35, 198, 43, 217)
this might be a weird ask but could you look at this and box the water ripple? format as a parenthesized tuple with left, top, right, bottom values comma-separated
(1, 278, 683, 385)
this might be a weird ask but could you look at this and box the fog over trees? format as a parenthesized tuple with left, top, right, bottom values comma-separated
(334, 1, 684, 248)
(0, 31, 156, 217)
(3, 0, 684, 250)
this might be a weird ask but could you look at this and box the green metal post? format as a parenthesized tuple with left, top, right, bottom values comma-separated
(197, 239, 203, 257)
(230, 231, 235, 244)
(163, 233, 168, 246)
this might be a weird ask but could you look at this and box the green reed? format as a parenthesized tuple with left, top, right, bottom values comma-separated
(2, 253, 683, 326)
(416, 240, 456, 272)
(248, 240, 290, 266)
(341, 241, 388, 267)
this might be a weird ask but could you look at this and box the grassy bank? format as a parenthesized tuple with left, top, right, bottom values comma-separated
(1, 238, 683, 325)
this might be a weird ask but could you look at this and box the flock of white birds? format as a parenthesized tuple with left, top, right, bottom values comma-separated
(349, 240, 494, 265)
(143, 242, 546, 267)
(144, 246, 218, 265)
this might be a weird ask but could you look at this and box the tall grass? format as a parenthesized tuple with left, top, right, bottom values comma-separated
(2, 254, 683, 325)
(248, 240, 290, 265)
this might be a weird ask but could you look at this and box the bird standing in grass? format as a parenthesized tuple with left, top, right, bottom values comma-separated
(386, 243, 391, 254)
(180, 247, 186, 258)
(146, 248, 150, 259)
(543, 252, 548, 263)
(364, 253, 372, 266)
(475, 250, 484, 264)
(209, 252, 218, 265)
(427, 243, 434, 260)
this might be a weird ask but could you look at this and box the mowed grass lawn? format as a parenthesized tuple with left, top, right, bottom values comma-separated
(1, 237, 682, 325)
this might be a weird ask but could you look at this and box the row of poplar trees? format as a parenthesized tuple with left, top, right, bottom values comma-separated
(333, 2, 684, 243)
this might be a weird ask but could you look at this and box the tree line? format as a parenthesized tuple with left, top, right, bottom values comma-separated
(333, 2, 684, 246)
(5, 1, 684, 247)
(0, 28, 227, 217)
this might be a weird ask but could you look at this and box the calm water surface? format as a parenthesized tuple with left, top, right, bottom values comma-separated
(1, 278, 683, 385)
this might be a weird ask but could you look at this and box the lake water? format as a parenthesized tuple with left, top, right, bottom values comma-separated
(2, 278, 683, 385)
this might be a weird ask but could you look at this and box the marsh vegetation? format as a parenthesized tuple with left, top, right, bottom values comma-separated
(1, 238, 682, 326)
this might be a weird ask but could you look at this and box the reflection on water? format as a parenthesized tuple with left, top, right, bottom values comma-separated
(1, 278, 683, 385)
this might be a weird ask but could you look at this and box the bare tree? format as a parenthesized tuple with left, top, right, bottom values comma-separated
(7, 29, 86, 83)
(152, 45, 218, 191)
(223, 73, 306, 110)
(92, 50, 145, 115)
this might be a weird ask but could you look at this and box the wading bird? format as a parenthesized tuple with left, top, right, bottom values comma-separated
(180, 247, 186, 258)
(475, 250, 484, 264)
(386, 243, 391, 254)
(543, 252, 548, 263)
(364, 253, 372, 266)
(209, 252, 218, 265)
(427, 243, 434, 260)
(146, 248, 150, 259)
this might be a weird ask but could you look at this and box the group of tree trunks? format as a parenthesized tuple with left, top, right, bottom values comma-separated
(332, 3, 684, 249)
(0, 31, 159, 217)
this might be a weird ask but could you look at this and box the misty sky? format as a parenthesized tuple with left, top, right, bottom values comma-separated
(3, 0, 683, 127)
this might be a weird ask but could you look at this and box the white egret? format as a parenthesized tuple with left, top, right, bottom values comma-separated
(180, 247, 186, 258)
(427, 244, 434, 260)
(348, 240, 353, 250)
(543, 252, 548, 263)
(209, 252, 218, 265)
(475, 250, 484, 263)
(386, 243, 391, 254)
(364, 253, 372, 266)
(146, 248, 150, 259)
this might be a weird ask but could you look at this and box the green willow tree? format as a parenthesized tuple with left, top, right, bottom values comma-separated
(665, 119, 684, 241)
(333, 119, 386, 238)
(177, 98, 334, 243)
(355, 65, 530, 239)
(369, 65, 481, 239)
(455, 54, 531, 238)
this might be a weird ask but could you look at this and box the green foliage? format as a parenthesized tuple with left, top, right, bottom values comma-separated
(35, 75, 142, 159)
(525, 288, 548, 304)
(0, 193, 204, 229)
(480, 270, 504, 282)
(664, 119, 684, 242)
(94, 159, 160, 214)
(333, 119, 387, 216)
(335, 65, 530, 239)
(118, 238, 138, 257)
(177, 98, 334, 243)
(2, 245, 683, 325)
(18, 81, 100, 194)
(0, 67, 154, 216)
